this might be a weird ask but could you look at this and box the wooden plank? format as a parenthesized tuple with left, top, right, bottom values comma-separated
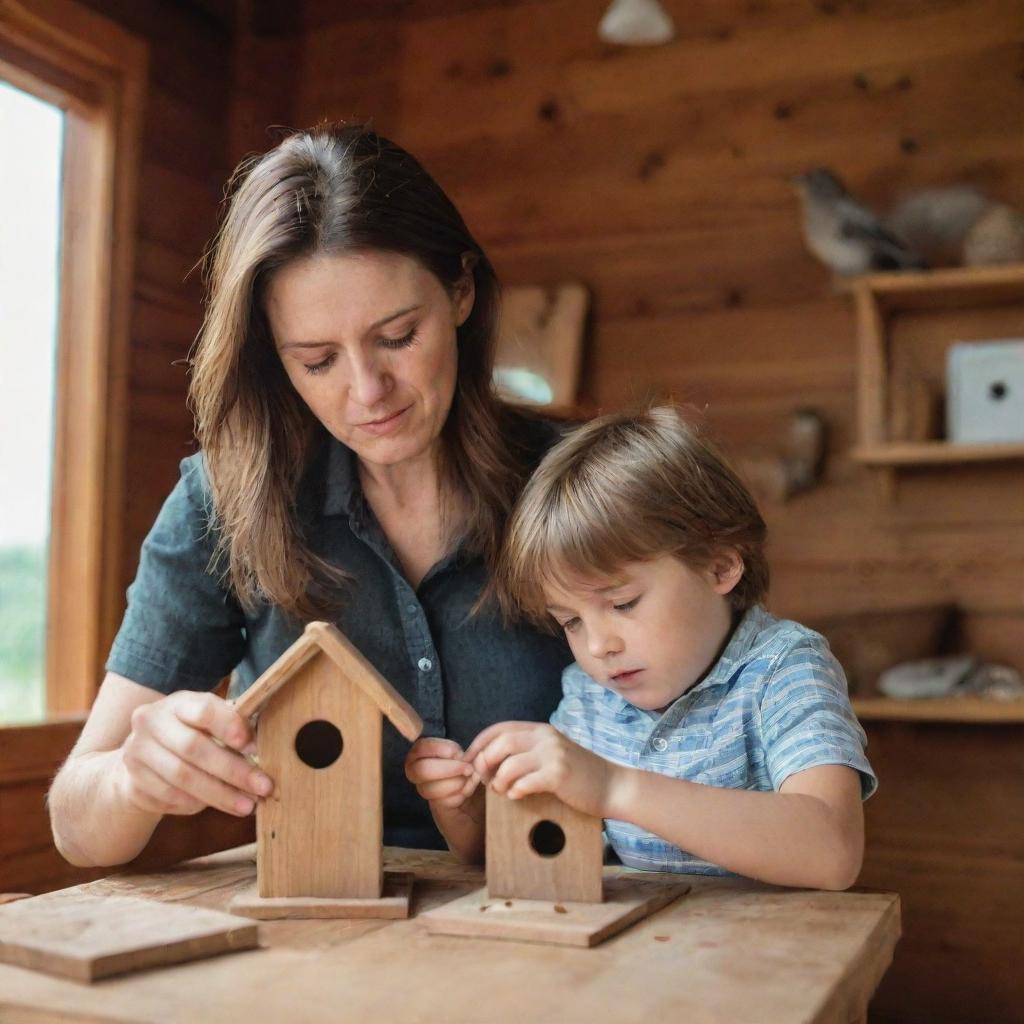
(302, 0, 552, 25)
(0, 40, 102, 109)
(235, 623, 423, 744)
(0, 712, 256, 896)
(490, 216, 824, 320)
(961, 610, 1024, 669)
(132, 288, 202, 346)
(1, 0, 146, 79)
(851, 442, 1024, 466)
(230, 871, 413, 920)
(854, 287, 888, 446)
(583, 299, 854, 410)
(312, 624, 423, 742)
(0, 717, 86, 786)
(421, 874, 691, 947)
(0, 892, 257, 981)
(135, 236, 205, 301)
(336, 2, 1022, 153)
(860, 720, 1024, 1024)
(563, 0, 1022, 115)
(143, 82, 230, 182)
(229, 30, 303, 161)
(134, 161, 222, 262)
(839, 262, 1024, 303)
(768, 519, 1024, 585)
(2, 791, 255, 897)
(85, 0, 230, 110)
(373, 38, 1024, 241)
(294, 18, 400, 130)
(399, 35, 1024, 163)
(852, 697, 1024, 722)
(232, 628, 321, 721)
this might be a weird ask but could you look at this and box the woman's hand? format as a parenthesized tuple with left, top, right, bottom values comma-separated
(118, 690, 273, 818)
(464, 721, 622, 820)
(404, 737, 478, 810)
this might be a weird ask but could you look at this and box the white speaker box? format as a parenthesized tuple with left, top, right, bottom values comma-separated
(946, 339, 1024, 444)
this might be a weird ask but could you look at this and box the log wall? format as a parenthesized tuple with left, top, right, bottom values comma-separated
(282, 4, 1024, 1022)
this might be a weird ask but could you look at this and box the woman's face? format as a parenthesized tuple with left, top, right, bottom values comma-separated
(265, 250, 473, 469)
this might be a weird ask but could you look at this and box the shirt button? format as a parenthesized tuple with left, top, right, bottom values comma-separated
(406, 603, 417, 614)
(417, 657, 433, 672)
(652, 738, 668, 752)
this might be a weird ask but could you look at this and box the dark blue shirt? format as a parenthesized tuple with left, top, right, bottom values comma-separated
(106, 426, 571, 848)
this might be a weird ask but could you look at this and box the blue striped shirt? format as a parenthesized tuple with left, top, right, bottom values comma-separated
(550, 605, 877, 875)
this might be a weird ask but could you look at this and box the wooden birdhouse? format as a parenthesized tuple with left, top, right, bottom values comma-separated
(422, 787, 690, 947)
(487, 790, 603, 903)
(228, 621, 422, 919)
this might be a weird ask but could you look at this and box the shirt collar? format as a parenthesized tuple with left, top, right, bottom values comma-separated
(306, 434, 475, 578)
(712, 604, 775, 676)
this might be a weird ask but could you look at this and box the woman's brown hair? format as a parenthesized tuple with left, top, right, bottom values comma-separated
(494, 405, 770, 625)
(189, 123, 534, 620)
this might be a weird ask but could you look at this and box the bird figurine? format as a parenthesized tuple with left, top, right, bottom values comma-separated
(792, 168, 927, 276)
(887, 185, 1024, 268)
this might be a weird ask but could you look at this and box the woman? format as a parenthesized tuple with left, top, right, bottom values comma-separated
(48, 124, 570, 866)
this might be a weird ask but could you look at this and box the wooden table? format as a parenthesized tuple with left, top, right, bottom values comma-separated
(0, 845, 900, 1024)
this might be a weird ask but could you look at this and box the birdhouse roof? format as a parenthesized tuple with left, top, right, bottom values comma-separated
(232, 622, 422, 742)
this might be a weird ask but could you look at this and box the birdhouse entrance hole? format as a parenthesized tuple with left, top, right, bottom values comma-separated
(294, 719, 343, 769)
(528, 819, 566, 858)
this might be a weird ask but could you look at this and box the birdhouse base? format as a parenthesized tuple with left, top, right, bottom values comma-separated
(228, 871, 415, 920)
(420, 872, 690, 947)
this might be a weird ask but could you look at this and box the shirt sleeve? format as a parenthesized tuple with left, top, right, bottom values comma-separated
(105, 454, 247, 693)
(759, 639, 878, 799)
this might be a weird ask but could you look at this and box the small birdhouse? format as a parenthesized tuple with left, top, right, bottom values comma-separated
(419, 782, 692, 950)
(486, 790, 603, 903)
(229, 621, 422, 919)
(422, 789, 691, 947)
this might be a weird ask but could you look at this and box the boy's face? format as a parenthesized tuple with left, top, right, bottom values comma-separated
(543, 553, 742, 712)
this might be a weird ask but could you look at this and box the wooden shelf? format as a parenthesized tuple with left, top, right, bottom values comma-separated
(845, 263, 1024, 487)
(851, 442, 1024, 467)
(840, 263, 1024, 309)
(852, 696, 1024, 723)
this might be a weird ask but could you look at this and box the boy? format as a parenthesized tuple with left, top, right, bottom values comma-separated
(405, 406, 876, 889)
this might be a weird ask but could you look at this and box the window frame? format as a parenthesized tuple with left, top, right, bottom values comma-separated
(0, 0, 147, 718)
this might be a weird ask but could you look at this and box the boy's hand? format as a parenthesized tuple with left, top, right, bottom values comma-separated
(464, 722, 621, 820)
(404, 737, 479, 810)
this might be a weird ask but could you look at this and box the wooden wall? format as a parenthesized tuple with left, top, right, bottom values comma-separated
(0, 0, 252, 897)
(287, 0, 1024, 631)
(276, 3, 1023, 1023)
(1, 716, 253, 895)
(859, 721, 1024, 1024)
(58, 0, 1022, 682)
(6, 2, 1020, 1020)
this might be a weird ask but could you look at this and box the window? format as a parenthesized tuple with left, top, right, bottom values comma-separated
(0, 82, 64, 724)
(0, 0, 146, 721)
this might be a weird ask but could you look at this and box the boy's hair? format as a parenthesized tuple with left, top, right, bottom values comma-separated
(494, 405, 769, 624)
